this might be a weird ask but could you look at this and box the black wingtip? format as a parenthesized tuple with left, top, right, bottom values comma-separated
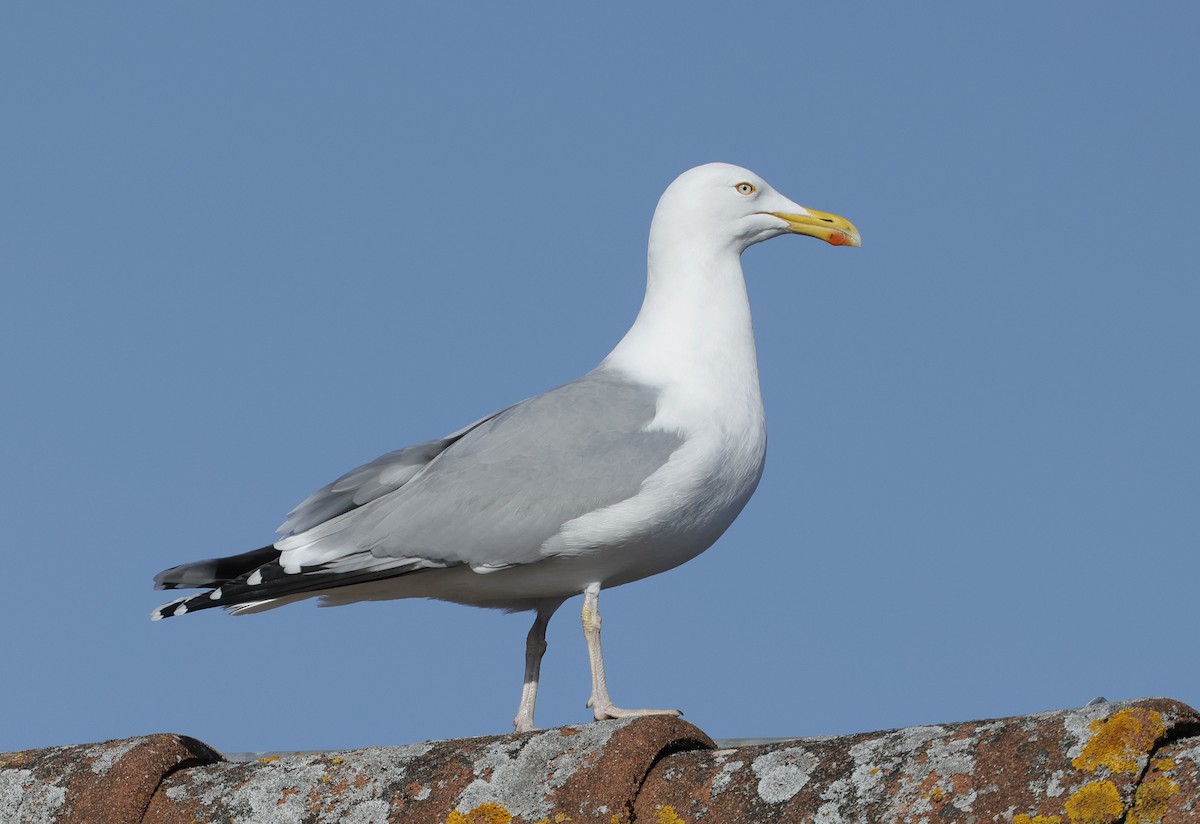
(153, 545, 281, 590)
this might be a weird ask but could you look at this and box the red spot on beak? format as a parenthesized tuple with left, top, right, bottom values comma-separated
(827, 232, 848, 246)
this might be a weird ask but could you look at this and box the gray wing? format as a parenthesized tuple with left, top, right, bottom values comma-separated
(276, 367, 683, 572)
(276, 411, 505, 536)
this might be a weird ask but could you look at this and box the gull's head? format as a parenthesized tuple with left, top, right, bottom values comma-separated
(653, 162, 861, 253)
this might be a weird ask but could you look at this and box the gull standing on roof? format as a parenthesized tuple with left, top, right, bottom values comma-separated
(152, 163, 861, 732)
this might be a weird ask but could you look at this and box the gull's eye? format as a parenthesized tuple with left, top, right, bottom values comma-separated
(735, 182, 757, 195)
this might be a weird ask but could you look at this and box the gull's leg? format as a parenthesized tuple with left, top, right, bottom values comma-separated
(581, 582, 682, 722)
(513, 598, 565, 733)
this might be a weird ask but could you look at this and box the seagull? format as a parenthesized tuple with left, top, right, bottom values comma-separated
(152, 163, 860, 732)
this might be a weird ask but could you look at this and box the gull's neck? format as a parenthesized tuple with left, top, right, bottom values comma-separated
(603, 221, 760, 397)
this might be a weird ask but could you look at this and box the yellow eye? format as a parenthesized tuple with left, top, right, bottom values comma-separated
(735, 182, 756, 195)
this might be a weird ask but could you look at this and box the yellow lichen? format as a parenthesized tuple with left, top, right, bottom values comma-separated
(1014, 815, 1062, 824)
(928, 786, 945, 803)
(533, 815, 572, 824)
(0, 752, 34, 769)
(329, 757, 343, 764)
(446, 802, 513, 824)
(1128, 774, 1179, 824)
(1072, 708, 1166, 775)
(257, 755, 281, 763)
(1064, 780, 1124, 824)
(654, 806, 686, 824)
(1150, 757, 1175, 772)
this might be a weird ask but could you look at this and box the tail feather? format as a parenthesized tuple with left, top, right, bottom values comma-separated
(150, 549, 443, 621)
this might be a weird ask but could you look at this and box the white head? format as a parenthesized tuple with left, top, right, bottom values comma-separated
(651, 162, 860, 254)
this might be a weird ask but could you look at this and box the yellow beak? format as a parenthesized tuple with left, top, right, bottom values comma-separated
(767, 208, 861, 247)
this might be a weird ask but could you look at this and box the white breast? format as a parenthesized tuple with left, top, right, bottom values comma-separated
(540, 232, 769, 584)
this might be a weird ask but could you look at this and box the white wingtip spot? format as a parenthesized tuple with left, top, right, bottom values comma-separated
(150, 610, 164, 622)
(471, 562, 515, 575)
(209, 587, 223, 600)
(173, 603, 189, 617)
(247, 570, 263, 586)
(226, 599, 275, 616)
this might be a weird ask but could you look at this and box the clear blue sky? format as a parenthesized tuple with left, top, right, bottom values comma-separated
(2, 4, 1196, 754)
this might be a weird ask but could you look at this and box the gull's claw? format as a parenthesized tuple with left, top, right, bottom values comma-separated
(588, 701, 682, 722)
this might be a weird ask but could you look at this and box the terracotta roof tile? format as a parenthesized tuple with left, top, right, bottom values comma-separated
(4, 698, 1198, 823)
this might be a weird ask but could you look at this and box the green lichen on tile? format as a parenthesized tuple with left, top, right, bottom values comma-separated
(1072, 708, 1166, 775)
(1064, 780, 1123, 824)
